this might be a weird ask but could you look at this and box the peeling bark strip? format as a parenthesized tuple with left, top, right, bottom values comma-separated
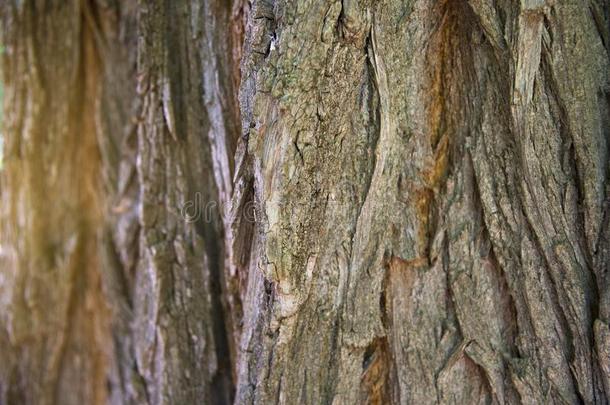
(0, 0, 609, 404)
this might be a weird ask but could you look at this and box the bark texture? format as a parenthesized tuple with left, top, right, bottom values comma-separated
(133, 1, 240, 403)
(1, 0, 609, 404)
(233, 0, 610, 403)
(0, 2, 110, 403)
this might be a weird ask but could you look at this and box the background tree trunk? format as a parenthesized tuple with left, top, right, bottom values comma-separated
(131, 0, 240, 403)
(1, 0, 609, 404)
(0, 2, 112, 403)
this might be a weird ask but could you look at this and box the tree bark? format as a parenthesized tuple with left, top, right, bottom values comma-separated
(131, 0, 240, 403)
(0, 2, 111, 403)
(1, 0, 609, 404)
(233, 0, 610, 403)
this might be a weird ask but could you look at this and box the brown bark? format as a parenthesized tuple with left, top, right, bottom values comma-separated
(0, 2, 110, 403)
(1, 0, 609, 404)
(130, 0, 241, 403)
(233, 0, 610, 403)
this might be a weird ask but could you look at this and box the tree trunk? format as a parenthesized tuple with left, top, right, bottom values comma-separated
(131, 0, 240, 403)
(0, 2, 111, 403)
(1, 0, 609, 404)
(233, 0, 610, 403)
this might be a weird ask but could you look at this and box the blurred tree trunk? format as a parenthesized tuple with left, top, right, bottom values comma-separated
(1, 0, 610, 404)
(0, 1, 113, 403)
(0, 1, 241, 404)
(130, 0, 241, 403)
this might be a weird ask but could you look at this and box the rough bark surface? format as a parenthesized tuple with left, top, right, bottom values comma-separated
(134, 0, 240, 403)
(1, 0, 609, 404)
(233, 0, 610, 403)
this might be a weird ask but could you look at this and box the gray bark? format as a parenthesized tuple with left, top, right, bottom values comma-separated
(132, 0, 240, 403)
